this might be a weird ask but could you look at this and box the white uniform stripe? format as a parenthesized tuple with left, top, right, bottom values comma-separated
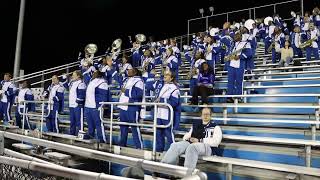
(135, 111, 143, 149)
(80, 108, 84, 131)
(55, 110, 59, 133)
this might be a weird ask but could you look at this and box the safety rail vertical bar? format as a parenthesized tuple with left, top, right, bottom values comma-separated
(22, 102, 26, 142)
(40, 101, 45, 138)
(109, 104, 114, 174)
(153, 104, 157, 161)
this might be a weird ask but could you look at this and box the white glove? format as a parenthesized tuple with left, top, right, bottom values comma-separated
(0, 90, 4, 94)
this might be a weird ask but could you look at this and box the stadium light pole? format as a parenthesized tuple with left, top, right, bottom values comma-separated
(300, 0, 304, 16)
(199, 8, 204, 17)
(13, 0, 26, 79)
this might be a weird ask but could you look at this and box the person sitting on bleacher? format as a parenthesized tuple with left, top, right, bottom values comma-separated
(190, 62, 215, 105)
(279, 40, 294, 68)
(160, 107, 222, 175)
(155, 70, 181, 152)
(186, 51, 206, 95)
(271, 27, 285, 64)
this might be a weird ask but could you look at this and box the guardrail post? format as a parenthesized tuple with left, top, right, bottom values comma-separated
(305, 145, 311, 167)
(223, 107, 228, 124)
(40, 101, 45, 138)
(253, 8, 256, 19)
(315, 110, 319, 129)
(249, 9, 251, 19)
(273, 4, 276, 14)
(311, 125, 316, 140)
(0, 131, 4, 155)
(243, 91, 247, 103)
(206, 17, 209, 31)
(226, 13, 229, 22)
(234, 98, 238, 113)
(226, 163, 233, 180)
(152, 104, 157, 161)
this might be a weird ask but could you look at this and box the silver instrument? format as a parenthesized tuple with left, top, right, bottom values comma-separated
(112, 38, 122, 50)
(135, 34, 146, 43)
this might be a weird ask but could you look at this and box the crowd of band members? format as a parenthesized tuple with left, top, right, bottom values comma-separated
(0, 8, 319, 154)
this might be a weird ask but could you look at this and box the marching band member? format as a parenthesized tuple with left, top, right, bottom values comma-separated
(63, 70, 86, 136)
(141, 50, 155, 80)
(304, 22, 320, 61)
(81, 61, 96, 86)
(118, 68, 144, 149)
(15, 80, 35, 129)
(141, 50, 155, 96)
(163, 48, 179, 79)
(205, 36, 221, 70)
(45, 75, 65, 133)
(0, 73, 16, 125)
(131, 41, 143, 68)
(170, 39, 182, 65)
(220, 30, 233, 65)
(242, 27, 255, 77)
(264, 20, 275, 54)
(226, 33, 252, 102)
(84, 70, 109, 143)
(118, 54, 133, 80)
(100, 56, 121, 85)
(291, 25, 303, 58)
(155, 70, 181, 152)
(271, 27, 285, 63)
(185, 51, 206, 95)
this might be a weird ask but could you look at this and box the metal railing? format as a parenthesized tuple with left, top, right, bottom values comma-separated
(99, 102, 174, 161)
(0, 131, 207, 179)
(18, 100, 51, 138)
(187, 0, 301, 43)
(0, 156, 135, 180)
(12, 33, 193, 89)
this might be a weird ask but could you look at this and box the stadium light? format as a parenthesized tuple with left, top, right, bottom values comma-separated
(209, 7, 214, 16)
(199, 8, 204, 17)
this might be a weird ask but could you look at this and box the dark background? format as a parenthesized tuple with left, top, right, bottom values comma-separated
(1, 0, 317, 76)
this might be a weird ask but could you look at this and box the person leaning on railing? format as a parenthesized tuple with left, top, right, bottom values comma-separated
(160, 107, 222, 176)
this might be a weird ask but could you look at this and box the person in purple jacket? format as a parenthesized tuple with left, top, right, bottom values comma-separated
(190, 62, 215, 105)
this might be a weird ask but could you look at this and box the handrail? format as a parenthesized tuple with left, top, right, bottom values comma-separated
(12, 32, 193, 85)
(0, 131, 206, 179)
(0, 156, 135, 180)
(19, 100, 52, 138)
(99, 102, 174, 161)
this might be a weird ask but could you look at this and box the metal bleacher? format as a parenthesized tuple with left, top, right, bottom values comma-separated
(3, 2, 320, 179)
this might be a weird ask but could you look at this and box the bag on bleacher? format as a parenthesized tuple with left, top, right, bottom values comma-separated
(292, 59, 302, 71)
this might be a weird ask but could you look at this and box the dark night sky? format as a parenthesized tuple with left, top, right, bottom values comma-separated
(2, 0, 317, 76)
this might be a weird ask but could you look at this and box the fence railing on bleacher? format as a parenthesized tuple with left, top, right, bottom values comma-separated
(187, 0, 302, 41)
